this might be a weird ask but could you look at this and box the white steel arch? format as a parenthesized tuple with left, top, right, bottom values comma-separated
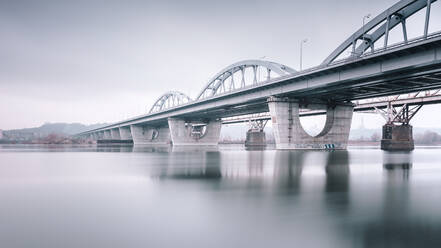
(196, 60, 296, 100)
(149, 91, 192, 114)
(322, 0, 437, 65)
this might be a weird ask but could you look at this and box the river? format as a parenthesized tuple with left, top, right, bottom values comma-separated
(0, 144, 440, 247)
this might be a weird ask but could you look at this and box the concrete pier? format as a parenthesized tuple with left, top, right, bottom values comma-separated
(110, 128, 121, 140)
(268, 97, 353, 150)
(168, 118, 222, 146)
(245, 130, 266, 148)
(381, 124, 414, 151)
(88, 133, 97, 140)
(119, 126, 132, 140)
(130, 124, 171, 145)
(103, 130, 112, 140)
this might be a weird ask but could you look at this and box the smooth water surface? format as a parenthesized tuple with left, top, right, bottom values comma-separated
(1, 144, 441, 248)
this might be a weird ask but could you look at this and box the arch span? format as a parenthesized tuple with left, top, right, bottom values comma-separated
(322, 0, 437, 65)
(197, 60, 296, 100)
(149, 91, 192, 114)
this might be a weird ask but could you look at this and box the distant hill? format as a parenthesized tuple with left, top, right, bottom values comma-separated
(3, 122, 108, 139)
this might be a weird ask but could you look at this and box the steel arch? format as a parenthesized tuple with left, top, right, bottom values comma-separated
(196, 60, 296, 100)
(322, 0, 437, 65)
(149, 91, 192, 114)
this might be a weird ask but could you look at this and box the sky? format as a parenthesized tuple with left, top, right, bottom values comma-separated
(1, 0, 441, 130)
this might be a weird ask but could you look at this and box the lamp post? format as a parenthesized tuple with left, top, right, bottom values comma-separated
(299, 39, 308, 71)
(362, 14, 371, 44)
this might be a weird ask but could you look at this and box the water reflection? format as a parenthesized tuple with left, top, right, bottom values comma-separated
(356, 151, 441, 248)
(383, 151, 413, 180)
(3, 145, 441, 248)
(323, 151, 351, 216)
(96, 145, 134, 153)
(158, 150, 222, 180)
(247, 150, 265, 177)
(325, 151, 350, 193)
(273, 150, 304, 194)
(132, 145, 171, 153)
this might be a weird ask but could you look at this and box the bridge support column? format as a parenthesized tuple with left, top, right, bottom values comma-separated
(119, 126, 132, 140)
(376, 103, 421, 151)
(381, 124, 414, 151)
(244, 119, 268, 148)
(96, 131, 104, 140)
(90, 133, 98, 140)
(168, 118, 222, 146)
(103, 130, 112, 140)
(130, 124, 171, 145)
(268, 97, 353, 150)
(110, 128, 121, 140)
(245, 131, 266, 147)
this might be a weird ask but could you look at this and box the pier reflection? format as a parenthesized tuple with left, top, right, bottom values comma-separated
(323, 151, 351, 215)
(155, 149, 222, 180)
(356, 151, 430, 248)
(273, 150, 304, 194)
(95, 145, 133, 153)
(383, 151, 412, 180)
(325, 151, 350, 193)
(132, 144, 172, 153)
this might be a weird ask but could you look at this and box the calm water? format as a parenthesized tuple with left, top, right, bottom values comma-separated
(1, 144, 441, 248)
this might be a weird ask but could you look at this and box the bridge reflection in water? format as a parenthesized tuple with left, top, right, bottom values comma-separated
(1, 144, 441, 247)
(122, 145, 438, 248)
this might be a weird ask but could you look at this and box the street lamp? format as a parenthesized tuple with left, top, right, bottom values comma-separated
(362, 14, 371, 43)
(299, 39, 308, 71)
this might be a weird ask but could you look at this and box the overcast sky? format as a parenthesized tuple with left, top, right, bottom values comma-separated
(1, 0, 441, 130)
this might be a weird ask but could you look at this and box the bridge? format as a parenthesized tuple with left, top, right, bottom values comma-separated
(76, 0, 441, 150)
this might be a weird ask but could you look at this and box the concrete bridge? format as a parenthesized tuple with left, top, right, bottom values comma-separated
(76, 0, 441, 150)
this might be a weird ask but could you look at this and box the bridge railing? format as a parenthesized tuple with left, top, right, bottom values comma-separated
(298, 31, 441, 76)
(358, 31, 441, 57)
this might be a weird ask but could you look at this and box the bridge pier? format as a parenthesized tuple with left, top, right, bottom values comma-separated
(130, 124, 171, 145)
(119, 126, 132, 140)
(110, 128, 121, 140)
(103, 130, 112, 140)
(245, 130, 266, 148)
(376, 103, 421, 151)
(381, 124, 414, 151)
(244, 119, 267, 148)
(96, 131, 104, 140)
(168, 118, 222, 146)
(268, 97, 353, 150)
